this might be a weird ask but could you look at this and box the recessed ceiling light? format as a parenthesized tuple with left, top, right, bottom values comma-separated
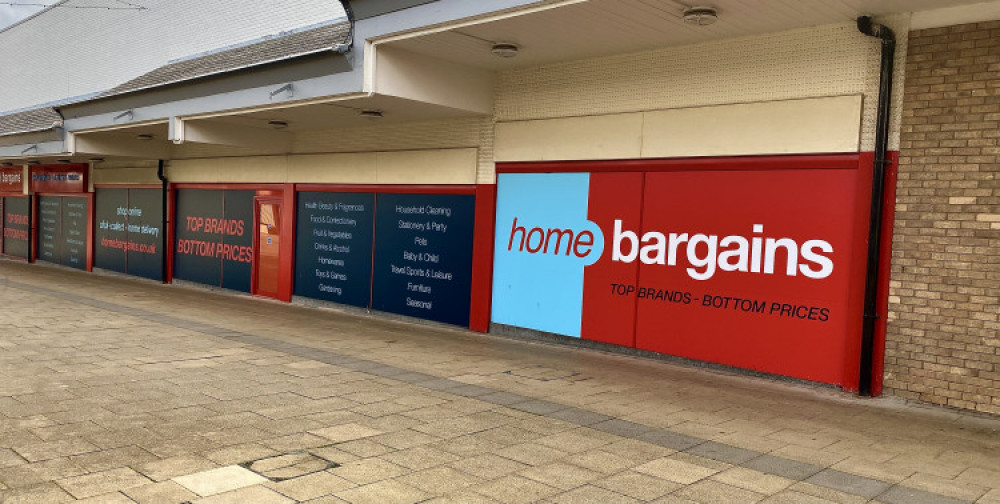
(267, 120, 289, 130)
(359, 110, 384, 119)
(682, 6, 718, 26)
(136, 134, 154, 141)
(490, 43, 519, 58)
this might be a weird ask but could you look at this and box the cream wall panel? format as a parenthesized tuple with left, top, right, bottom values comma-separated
(167, 156, 287, 183)
(494, 114, 642, 162)
(164, 149, 477, 185)
(496, 19, 909, 152)
(288, 153, 377, 184)
(294, 117, 495, 184)
(92, 167, 163, 185)
(641, 96, 863, 158)
(376, 149, 477, 184)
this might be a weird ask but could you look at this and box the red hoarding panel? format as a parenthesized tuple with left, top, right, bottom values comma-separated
(581, 172, 643, 347)
(30, 164, 88, 193)
(492, 154, 873, 387)
(633, 169, 863, 385)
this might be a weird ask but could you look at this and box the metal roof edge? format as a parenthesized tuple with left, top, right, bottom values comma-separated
(0, 0, 68, 35)
(94, 46, 350, 102)
(165, 17, 349, 65)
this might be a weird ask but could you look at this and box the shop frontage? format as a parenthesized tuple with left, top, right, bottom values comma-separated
(30, 164, 92, 270)
(1, 166, 30, 261)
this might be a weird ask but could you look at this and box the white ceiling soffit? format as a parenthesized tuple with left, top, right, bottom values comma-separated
(194, 94, 486, 132)
(379, 0, 996, 70)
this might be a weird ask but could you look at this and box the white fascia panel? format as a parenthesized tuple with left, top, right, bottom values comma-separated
(0, 140, 67, 160)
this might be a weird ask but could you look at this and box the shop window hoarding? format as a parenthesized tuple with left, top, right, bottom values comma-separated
(174, 189, 254, 291)
(295, 191, 475, 326)
(94, 188, 164, 280)
(492, 161, 867, 387)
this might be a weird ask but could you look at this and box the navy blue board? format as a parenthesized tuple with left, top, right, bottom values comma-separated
(174, 189, 224, 287)
(2, 197, 30, 259)
(94, 188, 128, 273)
(126, 189, 164, 281)
(61, 197, 88, 270)
(37, 196, 61, 264)
(220, 190, 254, 293)
(295, 192, 374, 307)
(372, 193, 475, 326)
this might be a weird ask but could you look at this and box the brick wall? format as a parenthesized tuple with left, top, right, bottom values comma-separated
(887, 21, 999, 414)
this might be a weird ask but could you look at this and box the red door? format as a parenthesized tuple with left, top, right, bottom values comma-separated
(253, 197, 282, 298)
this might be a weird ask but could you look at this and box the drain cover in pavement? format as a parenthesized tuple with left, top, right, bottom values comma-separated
(241, 451, 339, 481)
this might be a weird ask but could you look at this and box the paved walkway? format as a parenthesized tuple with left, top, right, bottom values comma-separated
(0, 260, 997, 504)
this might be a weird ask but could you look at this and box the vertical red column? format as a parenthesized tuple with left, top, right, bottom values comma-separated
(468, 183, 497, 333)
(840, 153, 877, 393)
(278, 184, 296, 302)
(86, 192, 94, 272)
(869, 151, 899, 396)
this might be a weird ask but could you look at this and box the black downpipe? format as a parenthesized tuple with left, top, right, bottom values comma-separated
(856, 16, 895, 397)
(157, 160, 168, 284)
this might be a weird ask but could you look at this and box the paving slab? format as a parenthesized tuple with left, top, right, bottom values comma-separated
(123, 480, 199, 504)
(55, 467, 151, 499)
(806, 469, 893, 499)
(172, 465, 268, 496)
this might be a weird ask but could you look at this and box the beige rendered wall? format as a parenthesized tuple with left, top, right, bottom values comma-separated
(886, 21, 999, 414)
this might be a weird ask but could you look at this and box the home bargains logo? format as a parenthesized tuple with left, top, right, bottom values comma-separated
(507, 218, 834, 281)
